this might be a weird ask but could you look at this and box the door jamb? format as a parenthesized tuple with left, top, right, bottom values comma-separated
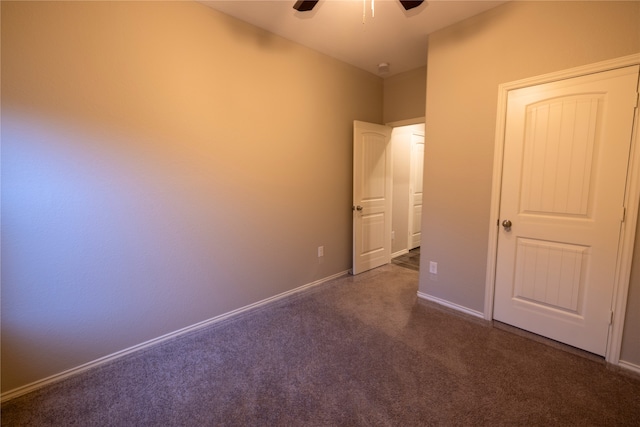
(483, 53, 640, 364)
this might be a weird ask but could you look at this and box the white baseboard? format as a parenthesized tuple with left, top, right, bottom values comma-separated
(1, 270, 349, 403)
(392, 249, 409, 259)
(618, 360, 640, 375)
(416, 291, 484, 319)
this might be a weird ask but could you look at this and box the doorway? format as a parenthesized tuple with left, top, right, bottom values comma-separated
(391, 123, 425, 264)
(351, 121, 425, 275)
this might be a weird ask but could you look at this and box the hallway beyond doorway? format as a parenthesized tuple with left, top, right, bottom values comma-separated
(392, 247, 420, 271)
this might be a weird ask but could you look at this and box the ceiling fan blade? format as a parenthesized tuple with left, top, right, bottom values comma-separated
(399, 0, 424, 11)
(294, 0, 423, 13)
(293, 1, 319, 12)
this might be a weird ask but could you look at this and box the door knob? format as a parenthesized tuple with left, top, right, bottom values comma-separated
(353, 205, 363, 211)
(502, 219, 512, 231)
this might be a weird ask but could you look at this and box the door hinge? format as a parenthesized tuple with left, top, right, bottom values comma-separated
(609, 310, 614, 325)
(621, 206, 626, 222)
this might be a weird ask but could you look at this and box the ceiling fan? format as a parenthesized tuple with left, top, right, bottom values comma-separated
(293, 1, 424, 12)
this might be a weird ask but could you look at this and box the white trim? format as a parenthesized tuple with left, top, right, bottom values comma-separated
(484, 53, 640, 364)
(618, 360, 640, 376)
(392, 249, 409, 258)
(0, 270, 349, 403)
(385, 116, 425, 127)
(417, 291, 484, 319)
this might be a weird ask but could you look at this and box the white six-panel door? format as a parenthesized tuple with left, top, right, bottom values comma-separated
(493, 66, 639, 356)
(353, 121, 392, 275)
(408, 132, 424, 250)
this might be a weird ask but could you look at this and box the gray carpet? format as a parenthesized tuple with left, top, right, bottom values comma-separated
(3, 264, 640, 426)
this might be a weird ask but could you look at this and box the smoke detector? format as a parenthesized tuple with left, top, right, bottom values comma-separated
(378, 62, 390, 75)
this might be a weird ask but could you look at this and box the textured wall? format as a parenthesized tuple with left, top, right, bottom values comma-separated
(1, 1, 382, 392)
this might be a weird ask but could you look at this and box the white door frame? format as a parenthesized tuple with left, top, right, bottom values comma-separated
(484, 53, 640, 364)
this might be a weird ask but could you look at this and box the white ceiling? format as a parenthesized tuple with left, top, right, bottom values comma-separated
(200, 0, 507, 77)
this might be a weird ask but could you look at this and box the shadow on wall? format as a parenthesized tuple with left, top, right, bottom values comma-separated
(1, 0, 384, 393)
(1, 109, 242, 389)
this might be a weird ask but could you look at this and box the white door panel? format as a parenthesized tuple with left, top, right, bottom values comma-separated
(494, 65, 639, 356)
(408, 133, 424, 250)
(353, 121, 392, 275)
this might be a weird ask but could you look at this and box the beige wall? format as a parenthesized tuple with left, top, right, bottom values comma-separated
(420, 1, 640, 363)
(383, 66, 426, 124)
(622, 217, 640, 363)
(1, 1, 382, 392)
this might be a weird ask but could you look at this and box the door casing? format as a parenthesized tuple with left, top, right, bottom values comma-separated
(485, 53, 640, 364)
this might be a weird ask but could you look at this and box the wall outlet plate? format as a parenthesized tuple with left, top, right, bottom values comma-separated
(429, 261, 437, 274)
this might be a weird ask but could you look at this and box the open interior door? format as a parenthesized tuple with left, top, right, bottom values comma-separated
(352, 120, 392, 275)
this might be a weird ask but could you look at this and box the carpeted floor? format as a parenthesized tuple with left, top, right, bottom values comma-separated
(3, 264, 640, 426)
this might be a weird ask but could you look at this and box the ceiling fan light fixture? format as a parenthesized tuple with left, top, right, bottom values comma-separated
(293, 0, 319, 12)
(294, 0, 425, 13)
(399, 0, 424, 11)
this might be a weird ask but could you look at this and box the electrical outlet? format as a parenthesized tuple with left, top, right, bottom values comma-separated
(391, 231, 395, 240)
(429, 261, 438, 275)
(318, 246, 324, 257)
